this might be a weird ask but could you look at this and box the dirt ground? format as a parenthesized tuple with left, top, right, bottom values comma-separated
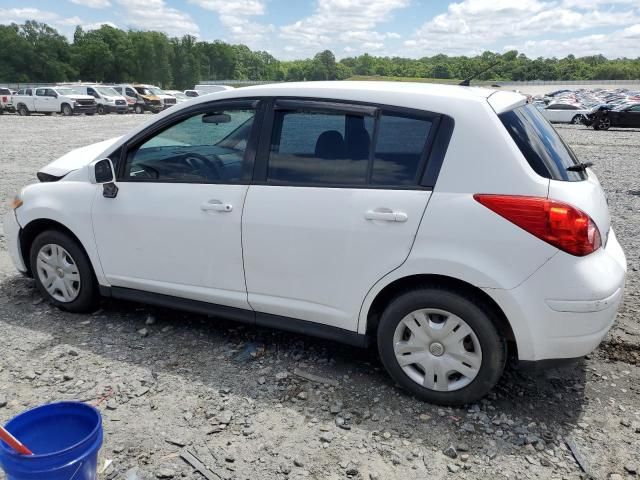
(0, 113, 638, 480)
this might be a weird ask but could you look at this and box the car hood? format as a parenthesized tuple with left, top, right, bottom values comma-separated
(39, 136, 122, 177)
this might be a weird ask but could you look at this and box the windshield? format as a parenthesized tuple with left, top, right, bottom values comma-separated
(149, 87, 165, 96)
(96, 87, 119, 97)
(55, 87, 81, 96)
(499, 104, 586, 181)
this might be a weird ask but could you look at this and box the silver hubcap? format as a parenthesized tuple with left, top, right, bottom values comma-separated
(393, 308, 482, 392)
(36, 244, 81, 302)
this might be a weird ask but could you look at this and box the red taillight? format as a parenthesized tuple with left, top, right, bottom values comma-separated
(474, 194, 602, 256)
(1, 96, 6, 102)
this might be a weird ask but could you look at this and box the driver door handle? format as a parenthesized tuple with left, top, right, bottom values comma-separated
(201, 200, 233, 212)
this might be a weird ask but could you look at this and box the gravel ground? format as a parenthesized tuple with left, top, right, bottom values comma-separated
(0, 114, 638, 480)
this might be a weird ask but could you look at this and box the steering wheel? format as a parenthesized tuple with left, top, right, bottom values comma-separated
(180, 152, 224, 181)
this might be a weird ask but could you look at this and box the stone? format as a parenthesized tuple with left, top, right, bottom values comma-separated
(443, 446, 457, 459)
(294, 458, 304, 467)
(297, 391, 307, 400)
(320, 432, 334, 443)
(145, 314, 156, 326)
(218, 411, 233, 424)
(457, 443, 470, 452)
(155, 468, 174, 478)
(258, 376, 266, 385)
(447, 464, 460, 473)
(0, 395, 7, 408)
(624, 463, 638, 474)
(106, 400, 118, 410)
(382, 432, 391, 440)
(275, 372, 288, 381)
(138, 328, 149, 337)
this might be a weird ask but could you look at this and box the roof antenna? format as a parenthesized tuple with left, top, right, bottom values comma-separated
(459, 51, 518, 86)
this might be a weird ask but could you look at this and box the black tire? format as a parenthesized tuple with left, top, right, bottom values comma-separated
(134, 104, 144, 114)
(61, 103, 73, 116)
(44, 112, 53, 116)
(17, 104, 29, 116)
(29, 230, 99, 313)
(97, 104, 105, 115)
(571, 115, 583, 125)
(377, 286, 506, 406)
(598, 118, 611, 130)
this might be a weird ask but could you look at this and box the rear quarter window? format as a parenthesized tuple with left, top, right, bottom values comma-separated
(499, 104, 586, 181)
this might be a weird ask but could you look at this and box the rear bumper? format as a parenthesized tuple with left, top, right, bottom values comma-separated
(2, 209, 26, 273)
(486, 228, 626, 361)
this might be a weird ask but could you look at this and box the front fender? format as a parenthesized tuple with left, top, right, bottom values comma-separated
(16, 182, 108, 286)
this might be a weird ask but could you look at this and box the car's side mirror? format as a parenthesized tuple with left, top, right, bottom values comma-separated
(89, 158, 119, 198)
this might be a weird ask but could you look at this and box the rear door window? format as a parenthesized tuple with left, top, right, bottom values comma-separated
(499, 104, 586, 181)
(371, 114, 432, 186)
(266, 104, 435, 187)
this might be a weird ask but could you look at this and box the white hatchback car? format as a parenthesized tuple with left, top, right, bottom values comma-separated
(4, 82, 626, 405)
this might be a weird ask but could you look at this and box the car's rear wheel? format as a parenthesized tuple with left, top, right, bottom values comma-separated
(17, 105, 29, 116)
(134, 104, 144, 114)
(377, 286, 506, 405)
(571, 115, 583, 125)
(30, 230, 99, 313)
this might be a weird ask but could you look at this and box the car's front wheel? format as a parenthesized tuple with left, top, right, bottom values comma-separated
(377, 286, 506, 405)
(30, 230, 99, 313)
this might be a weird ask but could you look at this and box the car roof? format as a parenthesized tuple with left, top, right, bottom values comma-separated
(182, 81, 524, 114)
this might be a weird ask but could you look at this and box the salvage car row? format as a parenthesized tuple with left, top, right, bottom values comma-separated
(534, 87, 640, 129)
(0, 83, 233, 116)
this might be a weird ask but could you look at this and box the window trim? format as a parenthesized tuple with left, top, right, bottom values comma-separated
(116, 98, 263, 185)
(253, 97, 450, 190)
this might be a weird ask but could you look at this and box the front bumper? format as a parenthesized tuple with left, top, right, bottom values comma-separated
(486, 228, 627, 361)
(2, 209, 26, 273)
(73, 104, 97, 114)
(103, 104, 128, 113)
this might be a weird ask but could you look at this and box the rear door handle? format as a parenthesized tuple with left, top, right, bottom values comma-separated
(201, 200, 233, 212)
(364, 209, 408, 222)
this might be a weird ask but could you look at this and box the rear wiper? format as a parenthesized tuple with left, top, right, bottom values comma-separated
(567, 162, 593, 172)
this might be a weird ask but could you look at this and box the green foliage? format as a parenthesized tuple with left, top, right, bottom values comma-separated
(0, 20, 639, 88)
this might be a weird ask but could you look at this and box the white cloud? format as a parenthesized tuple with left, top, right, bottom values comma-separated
(189, 0, 274, 47)
(0, 7, 59, 24)
(518, 23, 640, 57)
(82, 21, 119, 31)
(279, 0, 410, 57)
(116, 0, 199, 37)
(70, 0, 112, 8)
(404, 0, 640, 56)
(189, 0, 265, 16)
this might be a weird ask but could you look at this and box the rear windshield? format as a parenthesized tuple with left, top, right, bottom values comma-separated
(499, 104, 586, 181)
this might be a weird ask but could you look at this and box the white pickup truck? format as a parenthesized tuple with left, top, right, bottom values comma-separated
(12, 86, 97, 116)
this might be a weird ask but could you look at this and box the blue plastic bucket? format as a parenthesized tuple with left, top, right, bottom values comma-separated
(0, 402, 103, 480)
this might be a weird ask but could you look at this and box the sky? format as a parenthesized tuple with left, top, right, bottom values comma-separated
(0, 0, 639, 59)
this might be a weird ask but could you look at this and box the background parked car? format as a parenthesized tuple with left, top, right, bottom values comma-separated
(0, 87, 13, 114)
(111, 85, 141, 112)
(539, 102, 591, 124)
(74, 85, 128, 114)
(184, 89, 200, 97)
(134, 84, 176, 110)
(585, 103, 640, 130)
(12, 86, 96, 116)
(165, 90, 189, 103)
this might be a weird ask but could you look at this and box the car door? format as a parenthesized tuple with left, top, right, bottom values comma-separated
(34, 89, 51, 112)
(92, 99, 262, 309)
(242, 99, 439, 331)
(620, 105, 640, 127)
